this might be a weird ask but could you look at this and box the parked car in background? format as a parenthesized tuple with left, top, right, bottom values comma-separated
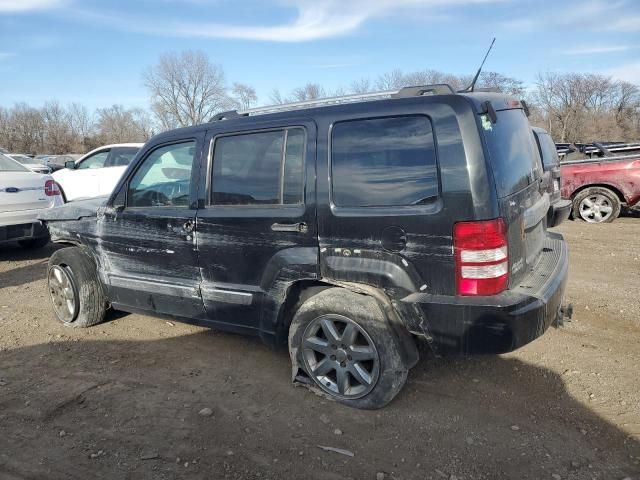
(559, 143, 640, 223)
(8, 154, 51, 174)
(44, 154, 82, 172)
(0, 153, 62, 249)
(532, 128, 571, 227)
(41, 86, 568, 409)
(52, 144, 142, 202)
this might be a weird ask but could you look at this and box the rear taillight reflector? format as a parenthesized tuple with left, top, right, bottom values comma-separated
(44, 180, 60, 196)
(454, 218, 508, 296)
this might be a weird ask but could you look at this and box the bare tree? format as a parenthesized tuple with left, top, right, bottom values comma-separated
(42, 101, 73, 154)
(68, 102, 95, 151)
(290, 83, 326, 102)
(532, 72, 640, 142)
(350, 78, 373, 94)
(375, 69, 405, 90)
(96, 105, 152, 144)
(7, 103, 45, 153)
(269, 89, 286, 105)
(143, 50, 234, 129)
(231, 82, 258, 110)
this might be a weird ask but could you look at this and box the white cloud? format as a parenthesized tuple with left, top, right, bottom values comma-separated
(607, 62, 640, 84)
(74, 0, 502, 42)
(0, 0, 67, 12)
(604, 15, 640, 32)
(561, 45, 636, 55)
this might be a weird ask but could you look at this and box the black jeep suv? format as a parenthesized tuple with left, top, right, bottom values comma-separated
(41, 85, 568, 409)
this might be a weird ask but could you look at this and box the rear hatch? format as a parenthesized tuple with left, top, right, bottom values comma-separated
(0, 172, 52, 213)
(482, 108, 548, 287)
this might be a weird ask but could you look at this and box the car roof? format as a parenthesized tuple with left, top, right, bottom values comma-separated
(147, 89, 523, 146)
(76, 143, 144, 162)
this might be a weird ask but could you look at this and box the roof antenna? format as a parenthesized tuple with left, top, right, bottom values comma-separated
(462, 37, 496, 93)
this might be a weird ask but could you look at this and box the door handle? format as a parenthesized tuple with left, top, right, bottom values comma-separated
(271, 222, 308, 233)
(182, 219, 195, 233)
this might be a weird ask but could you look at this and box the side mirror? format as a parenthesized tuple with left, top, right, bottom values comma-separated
(64, 160, 76, 169)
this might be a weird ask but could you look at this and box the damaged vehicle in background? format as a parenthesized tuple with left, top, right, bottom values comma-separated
(40, 85, 569, 409)
(0, 153, 62, 249)
(558, 142, 640, 223)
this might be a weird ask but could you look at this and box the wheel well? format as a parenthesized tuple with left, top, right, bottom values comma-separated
(571, 183, 626, 204)
(275, 280, 334, 345)
(56, 183, 67, 203)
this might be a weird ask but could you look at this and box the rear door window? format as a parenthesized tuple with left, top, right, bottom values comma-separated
(482, 109, 541, 197)
(107, 147, 140, 167)
(331, 116, 438, 207)
(210, 128, 305, 206)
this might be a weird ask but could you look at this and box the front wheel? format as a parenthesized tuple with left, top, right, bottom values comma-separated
(47, 247, 107, 328)
(573, 187, 621, 223)
(288, 287, 410, 409)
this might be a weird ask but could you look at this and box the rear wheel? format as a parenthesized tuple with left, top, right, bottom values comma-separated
(47, 247, 107, 328)
(573, 187, 621, 223)
(18, 236, 49, 249)
(288, 287, 410, 409)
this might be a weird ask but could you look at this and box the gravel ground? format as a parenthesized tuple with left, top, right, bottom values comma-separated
(0, 218, 638, 480)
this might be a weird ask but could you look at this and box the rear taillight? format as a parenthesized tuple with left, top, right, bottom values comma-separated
(454, 218, 508, 296)
(44, 180, 60, 196)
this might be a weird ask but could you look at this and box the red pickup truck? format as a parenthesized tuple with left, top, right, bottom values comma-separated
(558, 143, 640, 223)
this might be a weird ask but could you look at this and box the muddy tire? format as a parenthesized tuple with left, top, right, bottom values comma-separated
(288, 287, 409, 409)
(18, 236, 49, 249)
(572, 187, 621, 223)
(47, 247, 107, 328)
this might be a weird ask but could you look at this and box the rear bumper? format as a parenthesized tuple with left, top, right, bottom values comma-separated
(0, 221, 48, 242)
(0, 206, 58, 242)
(547, 199, 572, 228)
(402, 232, 568, 355)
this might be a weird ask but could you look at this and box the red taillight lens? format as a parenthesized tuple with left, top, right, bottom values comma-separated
(44, 180, 60, 196)
(454, 218, 508, 296)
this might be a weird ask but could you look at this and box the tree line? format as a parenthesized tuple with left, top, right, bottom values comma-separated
(0, 50, 638, 155)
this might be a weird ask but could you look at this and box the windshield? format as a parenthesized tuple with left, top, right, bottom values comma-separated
(0, 154, 30, 172)
(536, 131, 560, 169)
(483, 109, 541, 197)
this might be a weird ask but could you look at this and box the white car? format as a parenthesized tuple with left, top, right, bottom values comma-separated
(52, 143, 143, 202)
(8, 154, 52, 174)
(0, 153, 63, 249)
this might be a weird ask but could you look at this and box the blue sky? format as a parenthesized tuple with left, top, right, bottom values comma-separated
(0, 0, 639, 110)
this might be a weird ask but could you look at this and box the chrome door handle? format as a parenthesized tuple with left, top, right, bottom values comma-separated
(271, 222, 308, 233)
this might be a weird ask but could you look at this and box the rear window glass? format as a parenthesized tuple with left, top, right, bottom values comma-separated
(535, 131, 560, 169)
(0, 153, 29, 172)
(108, 147, 139, 167)
(331, 116, 438, 207)
(483, 109, 541, 197)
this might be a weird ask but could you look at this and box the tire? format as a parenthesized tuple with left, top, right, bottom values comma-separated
(47, 247, 107, 328)
(572, 187, 621, 223)
(288, 287, 410, 409)
(18, 236, 49, 249)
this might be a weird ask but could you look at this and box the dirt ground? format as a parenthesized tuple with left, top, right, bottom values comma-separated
(0, 218, 639, 480)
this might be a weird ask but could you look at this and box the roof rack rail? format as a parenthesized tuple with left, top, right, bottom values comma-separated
(209, 84, 456, 121)
(391, 84, 455, 97)
(209, 110, 245, 122)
